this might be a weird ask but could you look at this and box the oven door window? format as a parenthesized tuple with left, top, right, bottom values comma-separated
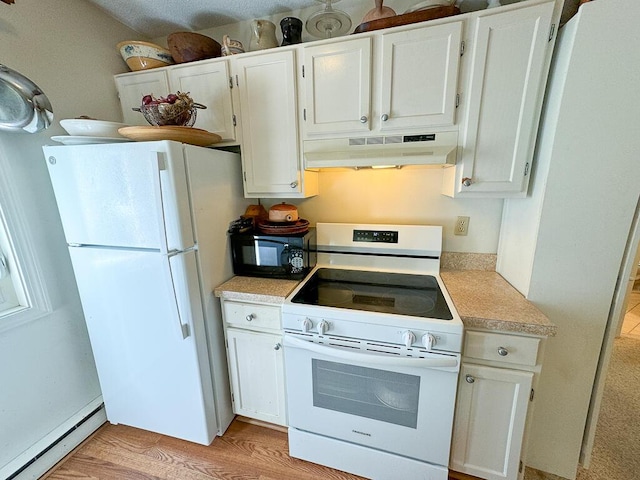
(312, 359, 420, 428)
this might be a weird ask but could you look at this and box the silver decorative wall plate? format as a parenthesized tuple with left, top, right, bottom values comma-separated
(0, 64, 53, 133)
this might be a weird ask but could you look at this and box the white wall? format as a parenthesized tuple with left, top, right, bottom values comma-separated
(294, 167, 503, 253)
(0, 0, 139, 474)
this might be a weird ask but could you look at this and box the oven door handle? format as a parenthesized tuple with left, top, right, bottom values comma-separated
(284, 335, 459, 370)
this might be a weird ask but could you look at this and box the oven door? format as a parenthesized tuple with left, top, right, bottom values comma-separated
(283, 334, 460, 465)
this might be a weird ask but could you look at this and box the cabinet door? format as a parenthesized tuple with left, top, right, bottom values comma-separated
(115, 70, 170, 126)
(379, 22, 462, 130)
(303, 37, 372, 136)
(234, 50, 301, 196)
(454, 1, 555, 196)
(168, 60, 236, 141)
(226, 328, 286, 426)
(450, 364, 533, 480)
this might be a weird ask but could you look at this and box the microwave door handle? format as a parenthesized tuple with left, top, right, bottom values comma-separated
(283, 335, 459, 370)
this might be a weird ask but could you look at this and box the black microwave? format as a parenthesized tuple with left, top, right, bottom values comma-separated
(229, 228, 316, 279)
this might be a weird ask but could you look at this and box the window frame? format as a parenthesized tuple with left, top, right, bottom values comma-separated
(0, 153, 52, 332)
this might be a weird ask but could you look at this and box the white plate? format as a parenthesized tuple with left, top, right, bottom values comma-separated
(60, 119, 130, 137)
(50, 135, 133, 145)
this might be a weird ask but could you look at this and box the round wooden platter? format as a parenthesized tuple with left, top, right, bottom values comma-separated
(118, 126, 222, 147)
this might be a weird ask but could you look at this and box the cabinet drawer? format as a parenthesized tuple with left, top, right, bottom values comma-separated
(463, 331, 540, 366)
(223, 301, 281, 331)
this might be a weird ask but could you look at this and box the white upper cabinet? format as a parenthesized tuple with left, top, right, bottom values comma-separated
(168, 60, 236, 141)
(379, 22, 462, 131)
(444, 0, 557, 197)
(115, 59, 237, 142)
(115, 69, 170, 126)
(303, 37, 373, 136)
(233, 49, 317, 198)
(302, 22, 462, 138)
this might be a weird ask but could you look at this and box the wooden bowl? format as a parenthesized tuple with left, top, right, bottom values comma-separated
(167, 32, 222, 63)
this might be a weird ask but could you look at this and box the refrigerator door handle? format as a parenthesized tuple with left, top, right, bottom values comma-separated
(153, 153, 170, 255)
(164, 252, 190, 340)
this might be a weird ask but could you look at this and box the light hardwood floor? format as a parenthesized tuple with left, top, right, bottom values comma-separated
(44, 419, 468, 480)
(44, 420, 367, 480)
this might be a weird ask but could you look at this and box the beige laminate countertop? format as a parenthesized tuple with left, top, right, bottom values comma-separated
(214, 276, 300, 304)
(215, 271, 557, 337)
(441, 270, 556, 337)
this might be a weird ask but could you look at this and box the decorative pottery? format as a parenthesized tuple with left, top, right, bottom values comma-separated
(222, 35, 245, 56)
(280, 17, 303, 46)
(249, 20, 279, 51)
(167, 32, 222, 63)
(116, 41, 174, 71)
(362, 0, 396, 23)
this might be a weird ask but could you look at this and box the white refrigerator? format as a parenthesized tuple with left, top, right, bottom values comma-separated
(496, 0, 640, 478)
(43, 140, 249, 445)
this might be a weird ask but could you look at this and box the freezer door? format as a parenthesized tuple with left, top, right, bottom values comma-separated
(44, 142, 194, 250)
(68, 246, 217, 445)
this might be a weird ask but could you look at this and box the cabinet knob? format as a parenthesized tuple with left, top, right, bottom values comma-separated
(246, 313, 255, 322)
(274, 343, 282, 351)
(497, 346, 509, 356)
(360, 115, 368, 123)
(381, 113, 389, 122)
(462, 177, 473, 187)
(290, 181, 298, 189)
(465, 374, 475, 384)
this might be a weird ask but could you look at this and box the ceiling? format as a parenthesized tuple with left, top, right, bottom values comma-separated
(85, 0, 582, 40)
(86, 0, 327, 39)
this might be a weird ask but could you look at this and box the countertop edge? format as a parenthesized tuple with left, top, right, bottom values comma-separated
(215, 272, 557, 337)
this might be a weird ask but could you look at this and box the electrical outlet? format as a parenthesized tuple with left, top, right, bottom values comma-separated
(455, 216, 470, 236)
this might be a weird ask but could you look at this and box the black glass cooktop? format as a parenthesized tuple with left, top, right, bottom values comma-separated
(291, 268, 453, 320)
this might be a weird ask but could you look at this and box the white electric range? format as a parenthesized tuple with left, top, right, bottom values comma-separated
(282, 223, 463, 480)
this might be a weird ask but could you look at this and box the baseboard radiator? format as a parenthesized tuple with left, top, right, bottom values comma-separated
(5, 402, 106, 480)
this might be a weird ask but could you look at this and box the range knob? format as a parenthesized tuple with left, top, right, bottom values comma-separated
(317, 320, 329, 335)
(301, 318, 313, 333)
(402, 330, 416, 348)
(422, 333, 437, 351)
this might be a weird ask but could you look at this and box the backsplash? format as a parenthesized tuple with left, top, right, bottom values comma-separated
(441, 252, 497, 271)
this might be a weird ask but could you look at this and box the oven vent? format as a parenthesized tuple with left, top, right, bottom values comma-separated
(303, 130, 458, 169)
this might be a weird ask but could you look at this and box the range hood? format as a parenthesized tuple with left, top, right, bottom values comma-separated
(303, 130, 458, 169)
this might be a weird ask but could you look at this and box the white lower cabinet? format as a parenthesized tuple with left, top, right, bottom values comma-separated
(451, 330, 544, 480)
(221, 300, 287, 427)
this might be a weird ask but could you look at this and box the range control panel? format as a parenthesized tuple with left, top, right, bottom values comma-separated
(353, 229, 399, 243)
